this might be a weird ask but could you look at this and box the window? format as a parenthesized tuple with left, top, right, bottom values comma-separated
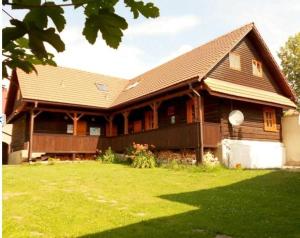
(229, 52, 241, 70)
(95, 83, 108, 92)
(167, 106, 175, 116)
(252, 60, 262, 77)
(263, 108, 277, 132)
(144, 111, 153, 130)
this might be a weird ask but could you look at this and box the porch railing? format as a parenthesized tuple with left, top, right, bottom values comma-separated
(32, 122, 221, 154)
(32, 133, 100, 153)
(100, 122, 221, 152)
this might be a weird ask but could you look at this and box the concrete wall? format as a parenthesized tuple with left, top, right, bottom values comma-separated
(8, 150, 45, 164)
(219, 139, 285, 168)
(282, 114, 300, 165)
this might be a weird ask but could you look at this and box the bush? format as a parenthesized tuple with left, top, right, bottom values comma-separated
(100, 147, 117, 163)
(202, 151, 220, 167)
(126, 143, 157, 168)
(132, 153, 156, 168)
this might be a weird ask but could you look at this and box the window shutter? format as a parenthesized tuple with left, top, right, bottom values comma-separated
(186, 99, 194, 123)
(133, 120, 142, 133)
(145, 111, 153, 130)
(229, 53, 241, 70)
(263, 108, 277, 131)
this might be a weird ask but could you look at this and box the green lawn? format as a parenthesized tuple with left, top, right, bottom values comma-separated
(3, 162, 300, 238)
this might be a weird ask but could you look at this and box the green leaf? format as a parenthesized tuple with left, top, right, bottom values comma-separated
(24, 8, 48, 29)
(43, 2, 66, 32)
(2, 20, 27, 48)
(83, 9, 128, 48)
(124, 0, 159, 19)
(23, 2, 65, 32)
(28, 27, 65, 59)
(12, 0, 41, 9)
(16, 37, 30, 49)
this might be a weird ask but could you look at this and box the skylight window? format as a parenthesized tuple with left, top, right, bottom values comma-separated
(125, 81, 139, 91)
(96, 83, 108, 92)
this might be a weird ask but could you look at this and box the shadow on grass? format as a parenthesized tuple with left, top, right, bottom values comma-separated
(78, 171, 300, 238)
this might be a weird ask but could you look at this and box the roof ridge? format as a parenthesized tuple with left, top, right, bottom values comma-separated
(127, 22, 254, 82)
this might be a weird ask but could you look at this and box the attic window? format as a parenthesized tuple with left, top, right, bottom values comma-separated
(229, 52, 241, 71)
(252, 60, 262, 77)
(125, 81, 139, 90)
(96, 83, 108, 92)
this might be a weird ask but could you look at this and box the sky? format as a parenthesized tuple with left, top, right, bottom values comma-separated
(2, 0, 300, 80)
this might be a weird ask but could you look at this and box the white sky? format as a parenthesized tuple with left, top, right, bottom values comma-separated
(2, 0, 300, 80)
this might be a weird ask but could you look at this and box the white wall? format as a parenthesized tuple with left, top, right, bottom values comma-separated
(282, 114, 300, 165)
(219, 139, 285, 169)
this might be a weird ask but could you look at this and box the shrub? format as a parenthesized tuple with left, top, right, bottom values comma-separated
(202, 151, 219, 167)
(101, 147, 117, 163)
(132, 153, 156, 168)
(126, 142, 157, 168)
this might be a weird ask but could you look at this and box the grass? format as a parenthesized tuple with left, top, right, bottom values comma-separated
(3, 162, 300, 238)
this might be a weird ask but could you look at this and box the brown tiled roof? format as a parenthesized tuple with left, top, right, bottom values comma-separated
(17, 22, 293, 109)
(112, 23, 254, 106)
(18, 66, 127, 108)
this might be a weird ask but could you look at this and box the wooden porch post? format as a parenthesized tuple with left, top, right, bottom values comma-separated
(106, 115, 114, 137)
(150, 101, 161, 129)
(28, 110, 34, 162)
(73, 113, 77, 136)
(122, 111, 130, 135)
(66, 112, 84, 159)
(28, 110, 43, 162)
(191, 93, 204, 164)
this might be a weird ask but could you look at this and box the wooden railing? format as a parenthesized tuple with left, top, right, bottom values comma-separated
(32, 122, 220, 153)
(100, 122, 221, 152)
(32, 133, 100, 153)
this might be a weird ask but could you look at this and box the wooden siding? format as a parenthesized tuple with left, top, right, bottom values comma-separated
(208, 36, 284, 94)
(100, 122, 221, 152)
(32, 134, 100, 153)
(34, 112, 107, 136)
(220, 100, 282, 141)
(11, 114, 28, 151)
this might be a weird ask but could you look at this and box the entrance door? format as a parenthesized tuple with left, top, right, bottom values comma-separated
(77, 121, 87, 136)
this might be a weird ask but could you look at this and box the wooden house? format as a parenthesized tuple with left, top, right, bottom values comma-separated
(5, 23, 297, 168)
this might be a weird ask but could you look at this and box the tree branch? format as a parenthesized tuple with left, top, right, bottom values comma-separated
(2, 8, 14, 19)
(4, 2, 85, 8)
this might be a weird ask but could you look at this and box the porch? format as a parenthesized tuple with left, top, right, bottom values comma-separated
(27, 91, 222, 159)
(32, 122, 221, 154)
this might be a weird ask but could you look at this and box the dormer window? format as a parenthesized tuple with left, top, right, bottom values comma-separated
(252, 59, 262, 77)
(125, 81, 139, 90)
(229, 52, 241, 71)
(96, 83, 108, 92)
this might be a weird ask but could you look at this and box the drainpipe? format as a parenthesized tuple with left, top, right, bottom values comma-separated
(189, 82, 204, 164)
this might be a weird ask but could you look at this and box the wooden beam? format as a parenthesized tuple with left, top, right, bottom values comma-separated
(25, 107, 108, 117)
(77, 113, 85, 121)
(194, 93, 204, 164)
(150, 101, 161, 129)
(122, 111, 130, 135)
(117, 87, 199, 115)
(27, 109, 34, 162)
(33, 110, 43, 119)
(73, 113, 77, 136)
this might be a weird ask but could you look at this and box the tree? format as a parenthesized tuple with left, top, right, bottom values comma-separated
(2, 0, 159, 78)
(278, 32, 300, 107)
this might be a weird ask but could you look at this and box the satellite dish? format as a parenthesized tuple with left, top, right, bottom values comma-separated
(229, 110, 244, 126)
